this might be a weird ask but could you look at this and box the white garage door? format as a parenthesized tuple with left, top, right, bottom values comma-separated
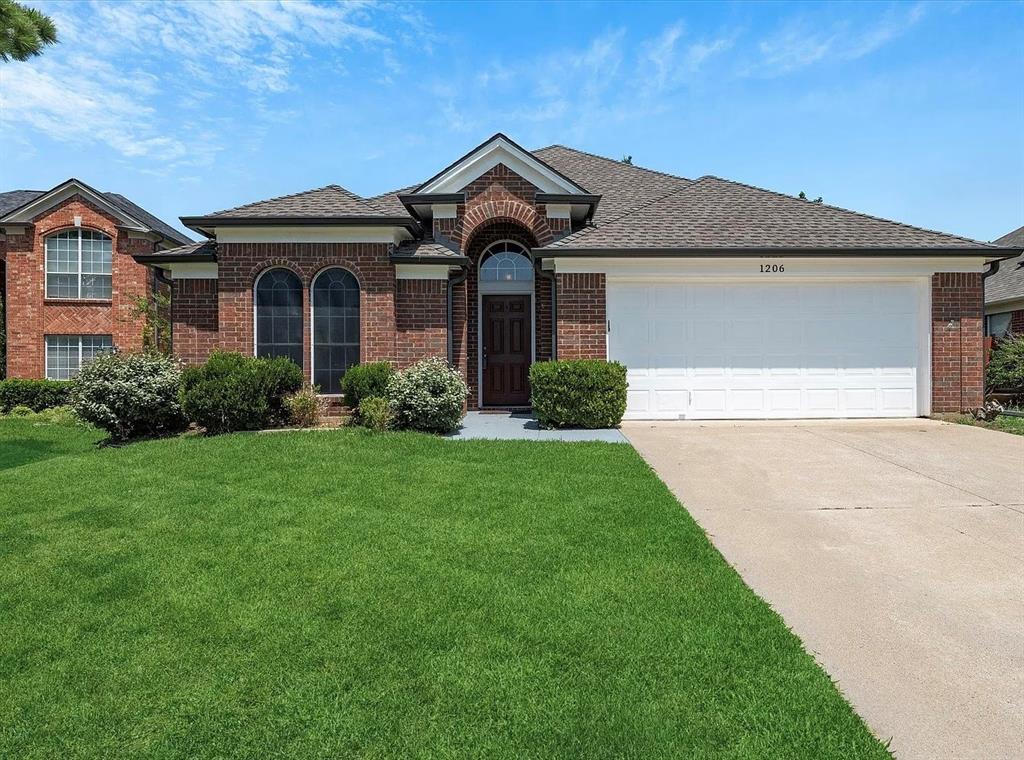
(608, 280, 925, 420)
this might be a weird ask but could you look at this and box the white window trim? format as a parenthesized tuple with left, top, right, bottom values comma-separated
(45, 228, 113, 301)
(44, 335, 113, 380)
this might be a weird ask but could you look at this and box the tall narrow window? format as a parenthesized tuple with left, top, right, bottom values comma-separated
(45, 229, 113, 299)
(255, 268, 303, 369)
(312, 268, 360, 395)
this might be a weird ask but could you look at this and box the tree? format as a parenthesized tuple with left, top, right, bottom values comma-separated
(621, 155, 633, 165)
(0, 0, 58, 62)
(798, 190, 823, 204)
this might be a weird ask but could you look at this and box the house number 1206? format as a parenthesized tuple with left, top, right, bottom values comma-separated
(760, 264, 785, 273)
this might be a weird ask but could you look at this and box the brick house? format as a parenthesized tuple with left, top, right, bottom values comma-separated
(0, 179, 191, 379)
(84, 134, 1023, 417)
(984, 225, 1024, 339)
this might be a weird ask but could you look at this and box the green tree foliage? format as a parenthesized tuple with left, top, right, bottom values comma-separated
(0, 0, 58, 62)
(798, 190, 823, 204)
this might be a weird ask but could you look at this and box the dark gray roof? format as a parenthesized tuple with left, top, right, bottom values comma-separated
(532, 146, 691, 223)
(133, 240, 216, 264)
(0, 190, 45, 216)
(0, 187, 191, 246)
(205, 184, 408, 219)
(391, 238, 467, 264)
(367, 185, 417, 217)
(986, 226, 1024, 304)
(543, 175, 996, 251)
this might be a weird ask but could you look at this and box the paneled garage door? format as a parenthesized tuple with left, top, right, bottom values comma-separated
(607, 280, 925, 419)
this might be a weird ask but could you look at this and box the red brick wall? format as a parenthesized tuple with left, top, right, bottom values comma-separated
(395, 278, 447, 367)
(450, 163, 555, 249)
(1011, 309, 1024, 334)
(556, 273, 607, 360)
(172, 278, 219, 365)
(3, 196, 151, 378)
(214, 242, 395, 383)
(932, 272, 984, 412)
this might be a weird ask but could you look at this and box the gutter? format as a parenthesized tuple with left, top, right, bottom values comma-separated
(447, 267, 469, 365)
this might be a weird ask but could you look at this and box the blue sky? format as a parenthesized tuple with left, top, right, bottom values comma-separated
(2, 0, 1021, 242)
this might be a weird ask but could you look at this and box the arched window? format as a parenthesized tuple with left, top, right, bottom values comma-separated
(45, 229, 113, 299)
(480, 241, 534, 283)
(312, 268, 360, 394)
(255, 268, 303, 369)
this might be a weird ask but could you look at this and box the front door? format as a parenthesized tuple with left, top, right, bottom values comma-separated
(482, 294, 531, 406)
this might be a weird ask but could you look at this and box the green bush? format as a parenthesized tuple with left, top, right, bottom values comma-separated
(530, 360, 627, 429)
(180, 352, 304, 435)
(8, 405, 34, 417)
(988, 333, 1024, 390)
(385, 358, 467, 434)
(70, 352, 186, 441)
(0, 378, 69, 412)
(358, 396, 394, 432)
(285, 385, 325, 428)
(341, 362, 395, 409)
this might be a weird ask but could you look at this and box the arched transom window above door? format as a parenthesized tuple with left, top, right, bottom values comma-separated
(479, 241, 534, 283)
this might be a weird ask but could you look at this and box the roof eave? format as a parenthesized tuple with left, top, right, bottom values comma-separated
(181, 215, 420, 235)
(133, 253, 217, 264)
(534, 246, 1006, 259)
(389, 254, 469, 266)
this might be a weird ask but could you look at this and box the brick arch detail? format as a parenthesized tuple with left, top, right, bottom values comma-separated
(458, 200, 554, 249)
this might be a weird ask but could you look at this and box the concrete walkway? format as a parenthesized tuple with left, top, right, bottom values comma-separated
(446, 411, 627, 443)
(624, 418, 1024, 760)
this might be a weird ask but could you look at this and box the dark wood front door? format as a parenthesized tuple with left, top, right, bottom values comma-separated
(482, 294, 531, 406)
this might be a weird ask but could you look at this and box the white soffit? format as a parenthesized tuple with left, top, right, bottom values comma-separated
(165, 262, 218, 279)
(419, 136, 584, 195)
(395, 264, 452, 280)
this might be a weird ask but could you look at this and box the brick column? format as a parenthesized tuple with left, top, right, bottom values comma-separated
(555, 272, 606, 360)
(394, 278, 447, 368)
(172, 278, 219, 365)
(931, 272, 983, 412)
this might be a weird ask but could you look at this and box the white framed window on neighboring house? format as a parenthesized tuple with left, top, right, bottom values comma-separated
(45, 229, 113, 299)
(986, 312, 1012, 338)
(45, 335, 113, 380)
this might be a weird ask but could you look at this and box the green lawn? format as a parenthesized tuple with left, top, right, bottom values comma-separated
(0, 418, 890, 759)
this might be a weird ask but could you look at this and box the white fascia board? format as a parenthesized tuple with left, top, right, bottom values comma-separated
(433, 204, 457, 219)
(395, 264, 453, 280)
(985, 296, 1024, 314)
(215, 226, 411, 244)
(419, 137, 581, 195)
(164, 262, 218, 279)
(0, 180, 148, 231)
(551, 256, 988, 278)
(545, 204, 571, 219)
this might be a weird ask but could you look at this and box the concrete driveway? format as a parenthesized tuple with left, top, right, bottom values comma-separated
(624, 418, 1024, 760)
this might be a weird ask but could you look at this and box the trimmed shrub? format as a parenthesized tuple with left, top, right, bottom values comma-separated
(8, 405, 34, 417)
(285, 385, 325, 428)
(358, 396, 394, 432)
(70, 352, 186, 441)
(0, 378, 69, 412)
(987, 333, 1024, 390)
(341, 362, 395, 409)
(180, 352, 304, 435)
(385, 358, 467, 433)
(530, 360, 627, 429)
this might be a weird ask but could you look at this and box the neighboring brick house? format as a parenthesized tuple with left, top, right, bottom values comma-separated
(984, 225, 1024, 338)
(135, 133, 1017, 418)
(0, 179, 191, 379)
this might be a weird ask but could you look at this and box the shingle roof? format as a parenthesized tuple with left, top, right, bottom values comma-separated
(0, 187, 191, 246)
(391, 238, 466, 262)
(205, 184, 406, 219)
(366, 185, 417, 217)
(544, 175, 995, 251)
(134, 240, 216, 262)
(0, 190, 45, 216)
(986, 225, 1024, 304)
(531, 146, 691, 223)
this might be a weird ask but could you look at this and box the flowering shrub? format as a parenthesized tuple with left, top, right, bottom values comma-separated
(385, 358, 467, 433)
(70, 352, 185, 441)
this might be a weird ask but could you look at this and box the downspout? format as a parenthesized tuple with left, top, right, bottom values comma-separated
(447, 266, 468, 365)
(980, 258, 1002, 400)
(536, 260, 557, 360)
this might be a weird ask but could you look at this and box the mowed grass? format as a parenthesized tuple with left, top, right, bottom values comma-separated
(0, 419, 890, 759)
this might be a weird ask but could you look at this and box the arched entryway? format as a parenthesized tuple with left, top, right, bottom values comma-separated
(478, 241, 534, 406)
